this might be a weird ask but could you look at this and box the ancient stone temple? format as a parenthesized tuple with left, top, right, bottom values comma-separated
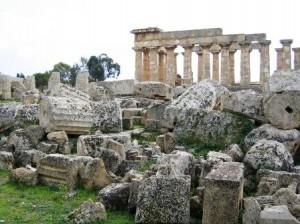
(131, 27, 271, 88)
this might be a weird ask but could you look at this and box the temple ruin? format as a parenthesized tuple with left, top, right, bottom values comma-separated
(132, 27, 300, 89)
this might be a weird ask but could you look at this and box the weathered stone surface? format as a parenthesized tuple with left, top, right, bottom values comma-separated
(96, 79, 135, 96)
(47, 83, 90, 101)
(21, 89, 40, 104)
(88, 82, 112, 101)
(225, 144, 244, 162)
(265, 70, 300, 92)
(259, 205, 300, 224)
(163, 132, 176, 153)
(264, 91, 300, 129)
(11, 80, 26, 100)
(243, 197, 261, 224)
(47, 131, 68, 145)
(7, 129, 34, 152)
(0, 151, 14, 170)
(75, 71, 89, 93)
(14, 149, 46, 167)
(134, 81, 173, 100)
(66, 200, 107, 224)
(243, 139, 294, 172)
(245, 124, 300, 155)
(135, 175, 190, 224)
(257, 176, 280, 196)
(221, 89, 264, 121)
(10, 167, 38, 186)
(98, 183, 131, 210)
(39, 96, 122, 134)
(203, 162, 244, 224)
(38, 154, 114, 190)
(156, 150, 194, 176)
(273, 187, 298, 206)
(0, 103, 39, 131)
(48, 72, 60, 90)
(37, 141, 59, 154)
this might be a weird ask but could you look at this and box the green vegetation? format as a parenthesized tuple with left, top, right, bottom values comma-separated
(0, 99, 20, 104)
(133, 131, 160, 145)
(0, 170, 134, 224)
(137, 160, 156, 173)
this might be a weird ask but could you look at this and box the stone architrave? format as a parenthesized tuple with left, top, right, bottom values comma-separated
(240, 42, 252, 87)
(203, 162, 244, 224)
(201, 44, 211, 79)
(280, 39, 293, 70)
(293, 48, 300, 70)
(48, 72, 60, 90)
(165, 45, 177, 86)
(220, 43, 230, 85)
(197, 48, 204, 82)
(143, 49, 150, 81)
(183, 44, 193, 85)
(149, 47, 159, 81)
(275, 48, 283, 71)
(75, 71, 89, 93)
(259, 40, 271, 87)
(133, 47, 143, 81)
(210, 44, 221, 82)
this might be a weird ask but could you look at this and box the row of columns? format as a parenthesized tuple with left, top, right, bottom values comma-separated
(134, 40, 271, 87)
(275, 39, 300, 71)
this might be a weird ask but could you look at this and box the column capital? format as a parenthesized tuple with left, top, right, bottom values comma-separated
(210, 44, 221, 54)
(280, 39, 293, 46)
(164, 45, 177, 51)
(199, 43, 211, 49)
(219, 42, 231, 48)
(132, 47, 144, 52)
(182, 44, 194, 49)
(292, 48, 300, 53)
(259, 40, 271, 46)
(275, 48, 283, 53)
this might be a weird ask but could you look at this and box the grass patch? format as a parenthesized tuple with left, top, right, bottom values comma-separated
(137, 160, 156, 173)
(0, 99, 20, 104)
(133, 131, 160, 145)
(0, 170, 134, 224)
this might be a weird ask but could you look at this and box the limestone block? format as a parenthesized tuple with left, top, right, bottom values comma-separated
(106, 139, 126, 160)
(203, 162, 244, 224)
(122, 118, 133, 130)
(21, 89, 40, 104)
(11, 80, 26, 100)
(244, 124, 300, 155)
(257, 177, 280, 196)
(96, 79, 135, 96)
(163, 132, 176, 154)
(66, 200, 107, 224)
(225, 144, 244, 162)
(75, 71, 89, 93)
(265, 70, 300, 92)
(98, 183, 131, 210)
(10, 167, 38, 186)
(243, 139, 294, 172)
(23, 76, 36, 91)
(46, 83, 90, 101)
(135, 175, 190, 224)
(88, 82, 112, 101)
(122, 108, 143, 119)
(134, 81, 173, 100)
(48, 72, 60, 90)
(0, 75, 12, 99)
(0, 103, 19, 132)
(47, 131, 68, 145)
(264, 91, 300, 129)
(14, 104, 39, 128)
(259, 205, 300, 224)
(243, 197, 261, 224)
(221, 89, 264, 121)
(39, 96, 122, 134)
(0, 151, 14, 170)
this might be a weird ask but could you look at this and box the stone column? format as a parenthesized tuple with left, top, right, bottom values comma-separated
(280, 39, 293, 70)
(75, 71, 89, 93)
(275, 48, 283, 71)
(48, 72, 61, 90)
(228, 47, 236, 85)
(165, 45, 177, 86)
(220, 43, 230, 86)
(174, 53, 178, 77)
(210, 44, 221, 82)
(197, 48, 204, 82)
(201, 44, 211, 79)
(259, 40, 271, 86)
(158, 51, 167, 82)
(0, 77, 11, 99)
(240, 42, 252, 87)
(293, 48, 300, 70)
(183, 44, 193, 85)
(149, 47, 159, 81)
(143, 49, 150, 81)
(133, 47, 143, 82)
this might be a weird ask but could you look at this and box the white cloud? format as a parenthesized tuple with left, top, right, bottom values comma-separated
(0, 0, 299, 80)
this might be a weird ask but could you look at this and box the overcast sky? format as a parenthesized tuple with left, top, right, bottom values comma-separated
(0, 0, 300, 80)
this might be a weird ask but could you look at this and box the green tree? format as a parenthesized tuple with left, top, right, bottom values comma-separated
(33, 71, 51, 90)
(52, 62, 72, 84)
(87, 56, 104, 81)
(16, 73, 25, 78)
